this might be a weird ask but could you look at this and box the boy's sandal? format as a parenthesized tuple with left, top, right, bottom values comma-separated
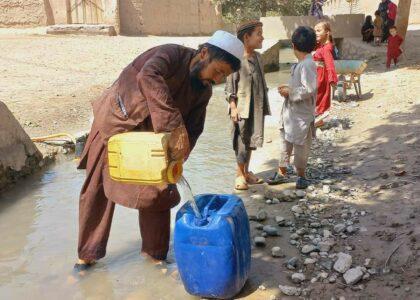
(267, 172, 289, 185)
(73, 261, 96, 276)
(246, 172, 264, 184)
(235, 176, 249, 190)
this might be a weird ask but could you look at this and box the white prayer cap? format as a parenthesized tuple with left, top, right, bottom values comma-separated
(207, 30, 244, 61)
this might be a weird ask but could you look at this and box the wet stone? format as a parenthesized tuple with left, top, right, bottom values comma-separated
(278, 285, 302, 296)
(295, 190, 306, 198)
(368, 268, 378, 275)
(363, 273, 370, 280)
(334, 224, 346, 233)
(286, 257, 299, 270)
(296, 228, 307, 235)
(251, 194, 265, 201)
(248, 214, 257, 221)
(323, 185, 331, 194)
(254, 236, 266, 247)
(304, 258, 317, 265)
(255, 223, 264, 230)
(291, 205, 304, 214)
(290, 233, 299, 240)
(334, 253, 352, 273)
(310, 222, 321, 228)
(346, 226, 357, 234)
(272, 246, 286, 258)
(291, 273, 306, 284)
(275, 216, 286, 226)
(321, 219, 330, 226)
(318, 241, 332, 252)
(323, 229, 332, 238)
(320, 259, 334, 270)
(263, 225, 280, 236)
(256, 210, 268, 221)
(343, 267, 364, 285)
(301, 244, 318, 254)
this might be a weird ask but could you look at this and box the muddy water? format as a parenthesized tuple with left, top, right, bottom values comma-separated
(0, 50, 294, 300)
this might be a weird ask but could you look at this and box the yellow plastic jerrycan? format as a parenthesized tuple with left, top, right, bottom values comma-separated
(107, 132, 183, 185)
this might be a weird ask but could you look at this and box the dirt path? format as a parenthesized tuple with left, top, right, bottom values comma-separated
(238, 28, 420, 299)
(1, 27, 419, 299)
(0, 28, 209, 139)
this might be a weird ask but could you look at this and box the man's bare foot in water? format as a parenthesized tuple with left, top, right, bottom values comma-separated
(67, 259, 96, 284)
(73, 259, 96, 274)
(141, 252, 180, 280)
(141, 252, 166, 265)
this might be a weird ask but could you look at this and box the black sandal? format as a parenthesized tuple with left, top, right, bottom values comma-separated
(267, 172, 289, 185)
(73, 262, 95, 274)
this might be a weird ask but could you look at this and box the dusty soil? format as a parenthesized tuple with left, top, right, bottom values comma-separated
(239, 26, 420, 299)
(1, 26, 420, 299)
(0, 28, 209, 140)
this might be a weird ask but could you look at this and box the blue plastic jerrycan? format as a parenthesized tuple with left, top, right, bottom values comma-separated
(174, 194, 251, 299)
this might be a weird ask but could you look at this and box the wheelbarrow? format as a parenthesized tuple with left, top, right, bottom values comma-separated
(332, 60, 368, 101)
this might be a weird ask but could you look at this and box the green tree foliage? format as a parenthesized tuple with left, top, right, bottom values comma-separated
(213, 0, 312, 24)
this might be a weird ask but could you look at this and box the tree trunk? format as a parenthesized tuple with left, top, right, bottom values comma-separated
(261, 1, 267, 17)
(396, 0, 412, 39)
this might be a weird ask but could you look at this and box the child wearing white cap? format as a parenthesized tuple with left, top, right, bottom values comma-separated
(225, 21, 271, 191)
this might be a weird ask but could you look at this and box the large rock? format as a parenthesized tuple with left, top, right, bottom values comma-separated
(47, 24, 117, 36)
(334, 252, 353, 273)
(263, 225, 280, 236)
(278, 285, 302, 296)
(0, 101, 42, 192)
(301, 244, 318, 254)
(343, 267, 364, 285)
(264, 183, 297, 201)
(291, 273, 306, 284)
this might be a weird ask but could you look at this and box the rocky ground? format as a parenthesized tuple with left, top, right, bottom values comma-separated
(237, 35, 420, 298)
(1, 26, 419, 299)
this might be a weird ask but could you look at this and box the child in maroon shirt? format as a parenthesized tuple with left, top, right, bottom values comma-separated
(387, 26, 404, 68)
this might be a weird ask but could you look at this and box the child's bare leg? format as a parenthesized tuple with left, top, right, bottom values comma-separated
(296, 168, 306, 178)
(268, 129, 291, 185)
(237, 163, 246, 178)
(294, 128, 313, 189)
(245, 150, 251, 175)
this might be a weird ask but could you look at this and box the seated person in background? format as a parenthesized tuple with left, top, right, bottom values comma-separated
(361, 15, 374, 43)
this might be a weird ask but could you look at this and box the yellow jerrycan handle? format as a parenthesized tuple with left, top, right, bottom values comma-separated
(167, 160, 183, 184)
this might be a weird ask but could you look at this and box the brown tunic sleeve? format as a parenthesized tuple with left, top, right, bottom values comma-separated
(224, 71, 240, 103)
(136, 46, 184, 133)
(185, 88, 212, 151)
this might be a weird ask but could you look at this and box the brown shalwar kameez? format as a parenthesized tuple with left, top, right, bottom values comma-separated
(77, 44, 212, 261)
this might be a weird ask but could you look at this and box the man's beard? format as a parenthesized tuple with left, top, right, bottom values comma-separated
(190, 60, 210, 92)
